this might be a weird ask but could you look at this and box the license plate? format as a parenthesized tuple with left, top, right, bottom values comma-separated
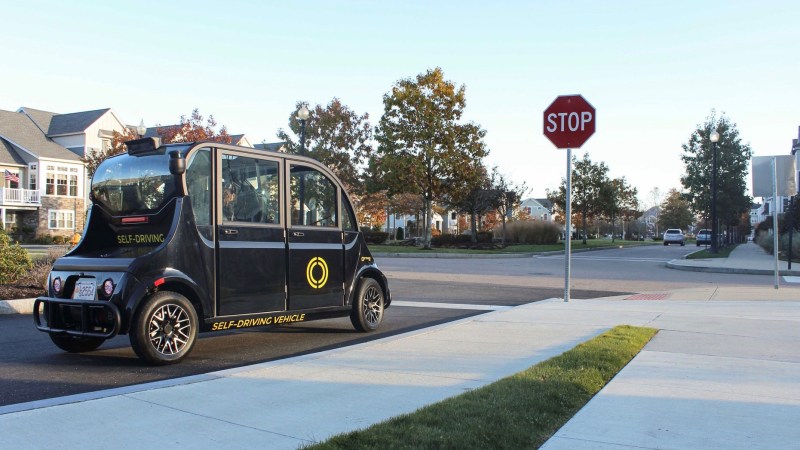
(72, 279, 96, 300)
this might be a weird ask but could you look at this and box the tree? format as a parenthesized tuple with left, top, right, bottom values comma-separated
(277, 98, 373, 195)
(681, 111, 752, 239)
(489, 168, 528, 246)
(442, 162, 492, 242)
(600, 177, 640, 241)
(548, 153, 610, 244)
(156, 108, 232, 144)
(648, 187, 663, 236)
(374, 68, 489, 249)
(658, 189, 693, 231)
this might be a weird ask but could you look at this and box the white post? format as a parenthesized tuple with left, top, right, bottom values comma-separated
(772, 157, 780, 289)
(565, 147, 572, 302)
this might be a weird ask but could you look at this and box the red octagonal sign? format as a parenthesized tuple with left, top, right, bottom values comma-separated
(543, 95, 596, 149)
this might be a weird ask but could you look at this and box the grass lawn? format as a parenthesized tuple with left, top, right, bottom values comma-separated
(370, 239, 656, 254)
(686, 243, 739, 259)
(306, 325, 658, 450)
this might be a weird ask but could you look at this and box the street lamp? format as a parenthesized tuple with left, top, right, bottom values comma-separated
(710, 130, 720, 254)
(296, 106, 310, 155)
(137, 119, 147, 138)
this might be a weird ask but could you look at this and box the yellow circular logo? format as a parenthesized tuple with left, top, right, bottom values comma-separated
(306, 257, 329, 289)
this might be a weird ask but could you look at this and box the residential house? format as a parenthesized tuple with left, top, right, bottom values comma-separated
(0, 107, 128, 240)
(519, 198, 553, 221)
(253, 142, 286, 152)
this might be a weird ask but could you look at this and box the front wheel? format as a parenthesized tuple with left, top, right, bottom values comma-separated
(130, 291, 198, 365)
(49, 334, 105, 353)
(663, 242, 668, 246)
(350, 278, 384, 332)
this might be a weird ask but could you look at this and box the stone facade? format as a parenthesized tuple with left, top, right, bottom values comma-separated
(35, 196, 86, 239)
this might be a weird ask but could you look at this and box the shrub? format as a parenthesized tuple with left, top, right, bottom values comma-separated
(501, 221, 561, 245)
(0, 231, 33, 284)
(32, 234, 55, 245)
(395, 227, 404, 240)
(431, 234, 472, 247)
(779, 232, 800, 260)
(363, 231, 389, 244)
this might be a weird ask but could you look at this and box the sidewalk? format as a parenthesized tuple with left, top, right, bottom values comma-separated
(667, 241, 800, 276)
(2, 289, 800, 448)
(1, 243, 799, 449)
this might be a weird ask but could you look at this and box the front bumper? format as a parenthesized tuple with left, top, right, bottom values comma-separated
(33, 297, 121, 339)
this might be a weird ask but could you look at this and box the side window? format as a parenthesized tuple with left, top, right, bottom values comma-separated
(186, 147, 212, 240)
(290, 165, 337, 227)
(341, 192, 357, 231)
(222, 154, 280, 224)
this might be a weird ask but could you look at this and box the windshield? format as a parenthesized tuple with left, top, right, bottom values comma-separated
(91, 152, 179, 215)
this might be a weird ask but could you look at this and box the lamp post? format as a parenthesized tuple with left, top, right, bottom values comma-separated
(296, 106, 310, 155)
(710, 130, 720, 254)
(137, 120, 147, 138)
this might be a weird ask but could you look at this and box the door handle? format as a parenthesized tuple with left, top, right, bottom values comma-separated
(223, 229, 238, 235)
(292, 232, 304, 237)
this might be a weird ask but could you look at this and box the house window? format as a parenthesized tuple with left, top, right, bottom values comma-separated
(29, 164, 37, 191)
(48, 210, 75, 230)
(450, 212, 457, 220)
(101, 138, 112, 152)
(45, 165, 79, 197)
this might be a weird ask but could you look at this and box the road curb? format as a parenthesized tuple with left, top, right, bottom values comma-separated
(666, 260, 800, 276)
(0, 298, 35, 315)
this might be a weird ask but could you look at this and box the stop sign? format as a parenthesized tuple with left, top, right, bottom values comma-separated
(543, 95, 596, 149)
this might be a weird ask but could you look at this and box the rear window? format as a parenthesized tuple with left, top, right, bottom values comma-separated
(666, 230, 681, 234)
(91, 152, 179, 216)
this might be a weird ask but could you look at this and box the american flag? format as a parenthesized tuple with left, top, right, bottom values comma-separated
(4, 170, 19, 183)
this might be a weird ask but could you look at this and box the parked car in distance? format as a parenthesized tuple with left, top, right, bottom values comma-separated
(696, 229, 711, 246)
(663, 228, 685, 246)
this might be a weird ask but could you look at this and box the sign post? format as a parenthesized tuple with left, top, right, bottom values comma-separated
(543, 95, 596, 302)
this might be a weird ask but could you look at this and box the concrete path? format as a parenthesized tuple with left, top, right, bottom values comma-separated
(2, 291, 800, 449)
(668, 241, 800, 276)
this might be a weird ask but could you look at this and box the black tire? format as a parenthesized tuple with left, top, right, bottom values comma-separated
(663, 242, 668, 246)
(130, 291, 198, 365)
(49, 333, 105, 353)
(680, 242, 685, 246)
(350, 278, 384, 332)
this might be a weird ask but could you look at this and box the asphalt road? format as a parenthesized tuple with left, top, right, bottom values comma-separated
(0, 243, 771, 408)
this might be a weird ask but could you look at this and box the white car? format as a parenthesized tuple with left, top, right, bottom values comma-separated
(663, 229, 685, 246)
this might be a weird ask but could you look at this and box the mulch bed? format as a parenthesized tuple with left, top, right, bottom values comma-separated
(0, 283, 44, 300)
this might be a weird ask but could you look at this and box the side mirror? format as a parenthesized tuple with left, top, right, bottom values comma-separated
(169, 151, 186, 175)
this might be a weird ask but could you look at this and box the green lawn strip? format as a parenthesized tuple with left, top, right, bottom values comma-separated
(306, 325, 658, 450)
(686, 243, 739, 259)
(371, 239, 655, 255)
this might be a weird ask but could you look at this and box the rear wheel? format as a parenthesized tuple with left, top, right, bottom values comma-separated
(130, 291, 198, 365)
(350, 278, 384, 332)
(49, 334, 105, 353)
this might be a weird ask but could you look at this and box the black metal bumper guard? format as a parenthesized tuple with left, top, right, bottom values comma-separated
(33, 297, 121, 339)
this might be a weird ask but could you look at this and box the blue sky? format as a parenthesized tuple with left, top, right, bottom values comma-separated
(2, 1, 798, 204)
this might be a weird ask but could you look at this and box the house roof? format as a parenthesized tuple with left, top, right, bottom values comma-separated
(0, 109, 82, 162)
(534, 198, 553, 210)
(0, 137, 28, 165)
(18, 107, 57, 134)
(254, 142, 286, 152)
(46, 108, 111, 136)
